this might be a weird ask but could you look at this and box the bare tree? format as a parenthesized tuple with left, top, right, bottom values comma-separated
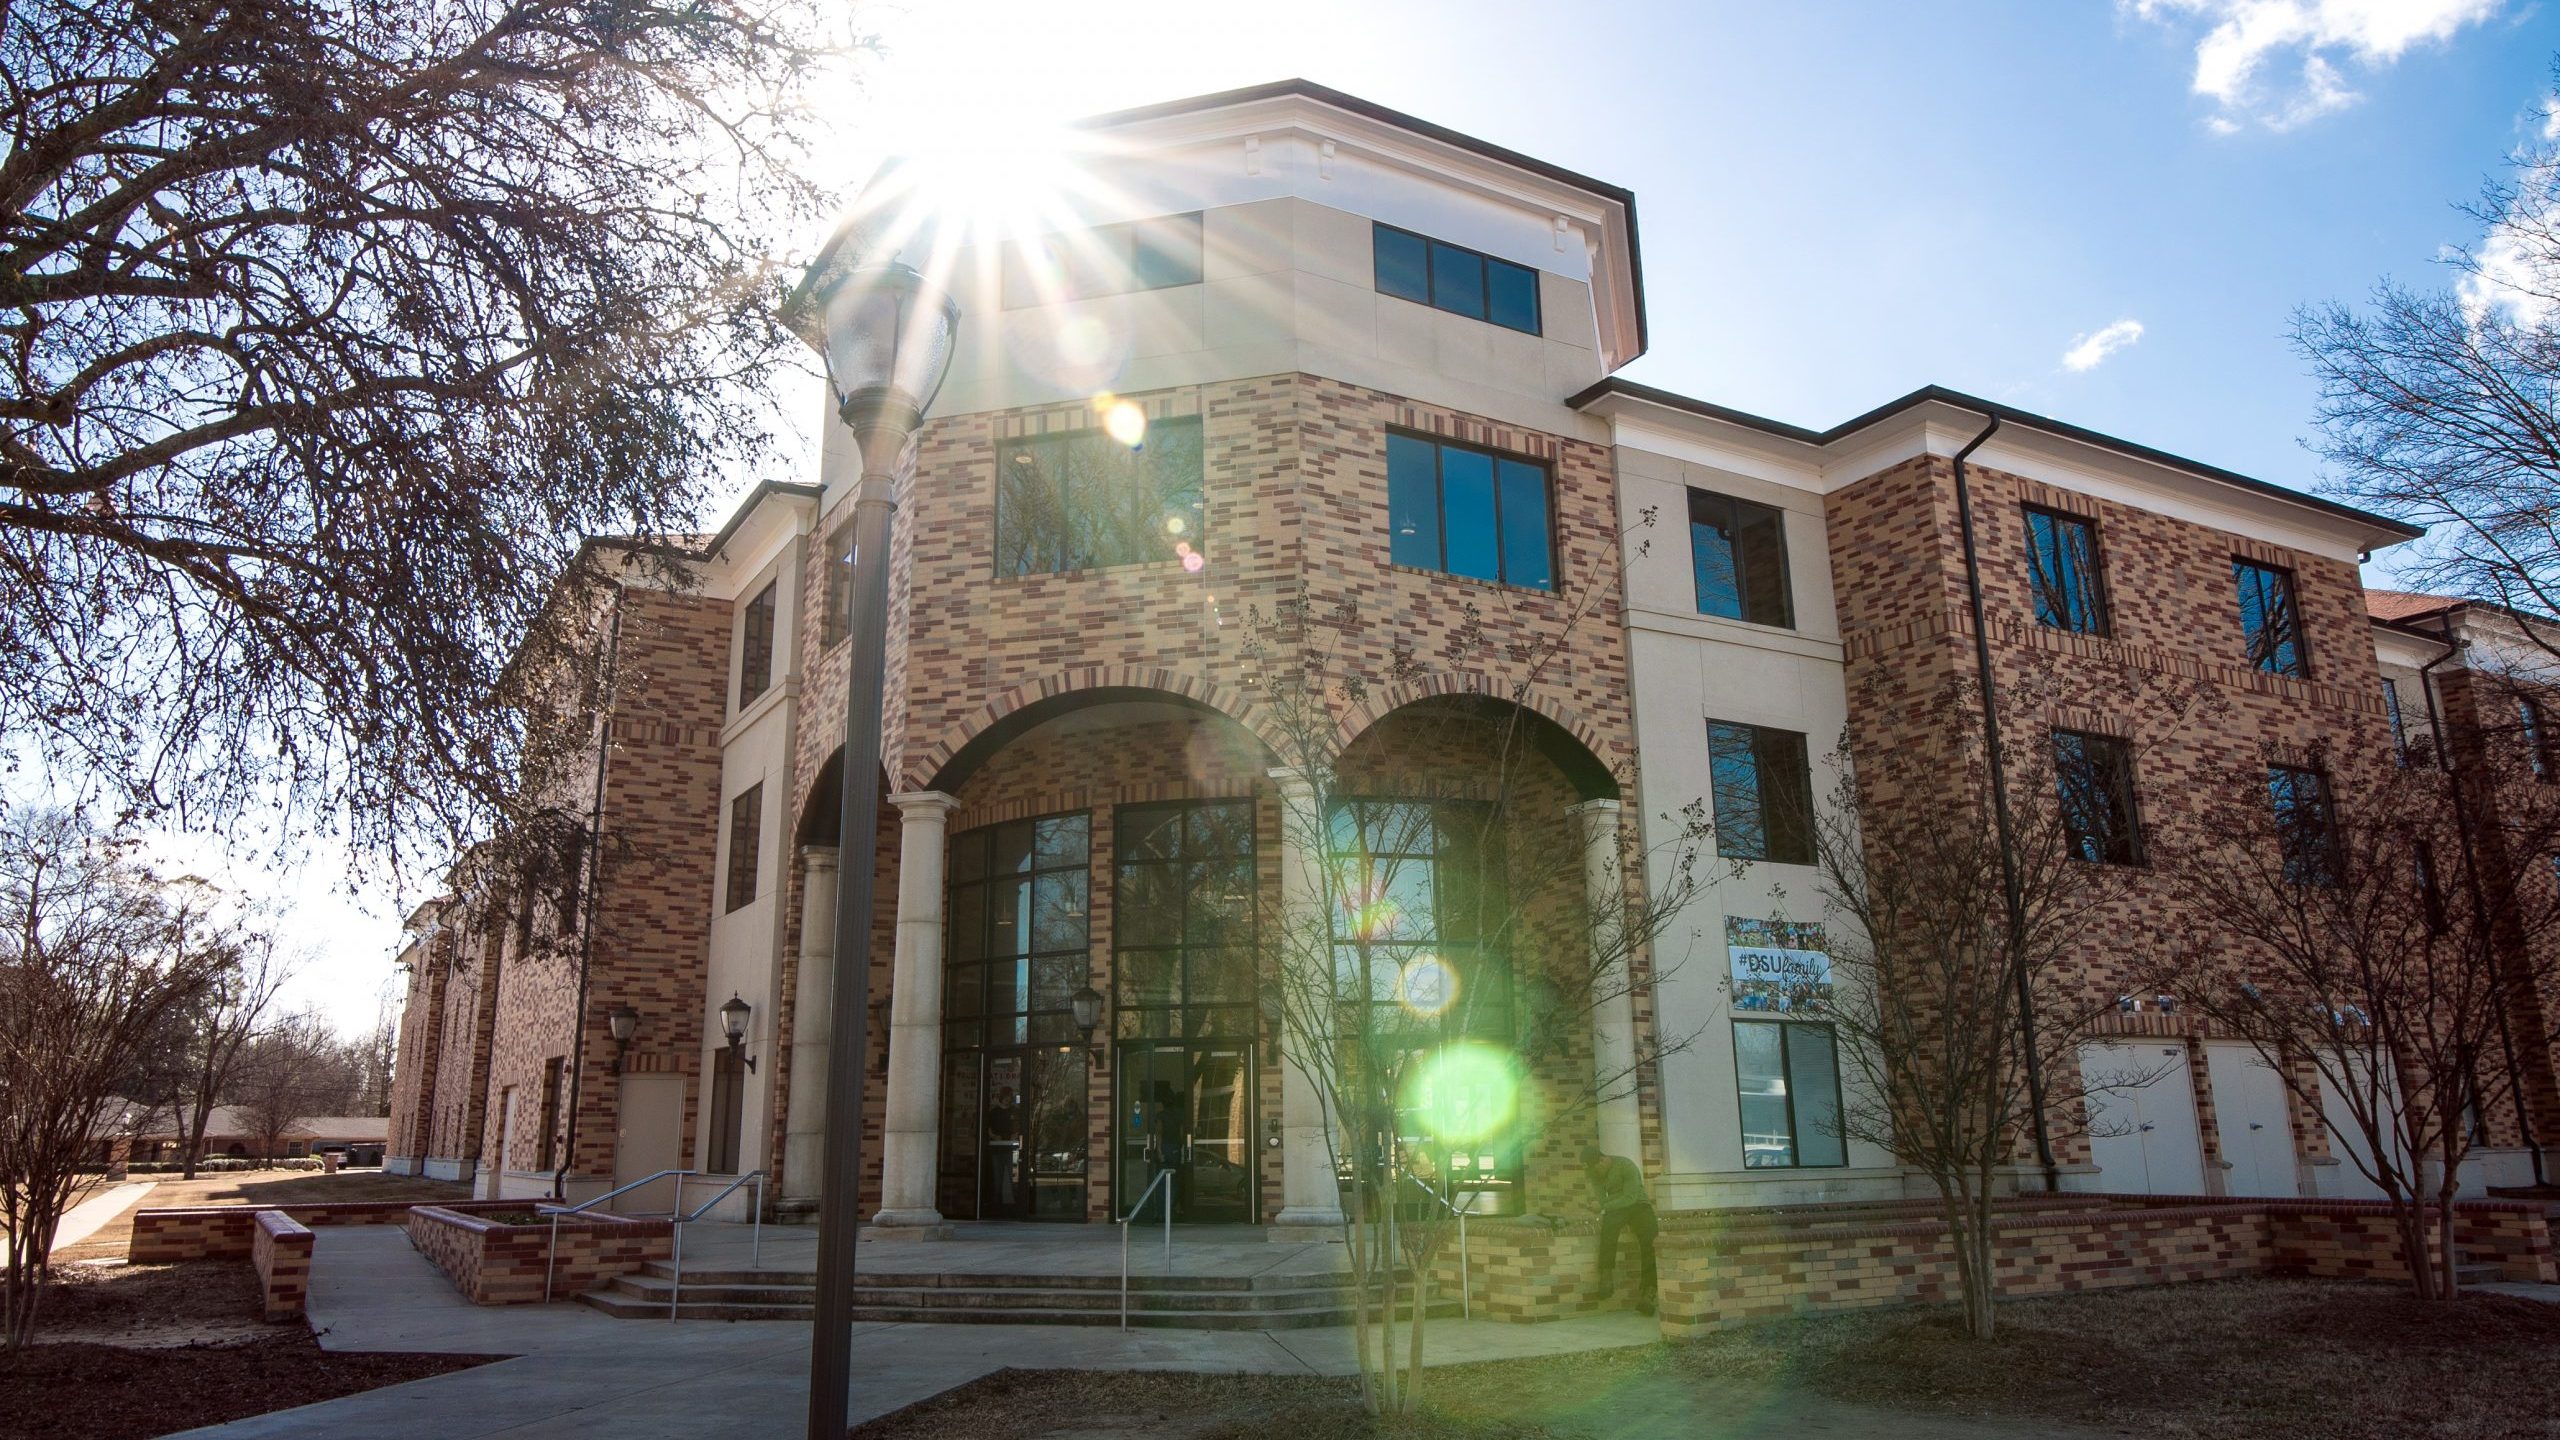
(170, 918, 287, 1178)
(1792, 665, 2206, 1339)
(360, 986, 401, 1119)
(1240, 559, 1711, 1417)
(2168, 732, 2560, 1300)
(226, 1008, 356, 1162)
(2294, 63, 2560, 657)
(0, 807, 225, 1353)
(0, 0, 853, 868)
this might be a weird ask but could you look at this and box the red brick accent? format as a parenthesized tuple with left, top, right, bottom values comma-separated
(128, 1198, 528, 1262)
(405, 1205, 673, 1305)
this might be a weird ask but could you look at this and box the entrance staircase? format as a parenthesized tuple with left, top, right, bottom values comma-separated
(578, 1262, 1457, 1329)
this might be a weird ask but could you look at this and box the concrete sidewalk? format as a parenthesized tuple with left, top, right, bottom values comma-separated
(6, 1179, 155, 1263)
(166, 1227, 2104, 1440)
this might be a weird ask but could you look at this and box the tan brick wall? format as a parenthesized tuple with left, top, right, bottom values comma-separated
(406, 1205, 672, 1305)
(250, 1211, 313, 1321)
(1824, 454, 2394, 1174)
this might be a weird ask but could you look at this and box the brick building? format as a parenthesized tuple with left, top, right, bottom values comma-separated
(384, 80, 2555, 1231)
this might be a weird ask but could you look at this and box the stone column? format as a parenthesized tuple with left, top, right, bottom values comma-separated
(781, 846, 838, 1205)
(873, 791, 961, 1229)
(1573, 798, 1644, 1166)
(1269, 766, 1346, 1230)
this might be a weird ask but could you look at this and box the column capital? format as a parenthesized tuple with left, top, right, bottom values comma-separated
(888, 790, 962, 819)
(1266, 764, 1317, 795)
(1567, 797, 1624, 818)
(798, 844, 841, 867)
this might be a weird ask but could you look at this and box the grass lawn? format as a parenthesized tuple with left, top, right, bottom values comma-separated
(50, 1168, 470, 1263)
(850, 1278, 2560, 1440)
(2, 1261, 492, 1440)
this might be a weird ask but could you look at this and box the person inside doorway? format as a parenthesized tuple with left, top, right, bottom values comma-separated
(1583, 1145, 1657, 1316)
(985, 1085, 1020, 1212)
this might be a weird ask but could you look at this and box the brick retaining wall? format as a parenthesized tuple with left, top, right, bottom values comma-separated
(250, 1211, 313, 1321)
(128, 1198, 526, 1262)
(1439, 1193, 2553, 1335)
(405, 1205, 672, 1305)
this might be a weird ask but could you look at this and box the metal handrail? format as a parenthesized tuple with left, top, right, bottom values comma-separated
(666, 1170, 766, 1320)
(534, 1167, 764, 1308)
(1403, 1173, 1471, 1319)
(1118, 1167, 1176, 1330)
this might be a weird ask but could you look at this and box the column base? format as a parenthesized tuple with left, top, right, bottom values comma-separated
(866, 1208, 954, 1242)
(1268, 1208, 1344, 1241)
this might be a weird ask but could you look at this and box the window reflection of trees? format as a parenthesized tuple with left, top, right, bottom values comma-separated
(995, 417, 1205, 578)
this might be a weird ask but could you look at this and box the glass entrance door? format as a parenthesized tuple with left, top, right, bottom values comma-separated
(973, 1045, 1088, 1220)
(1115, 1041, 1255, 1223)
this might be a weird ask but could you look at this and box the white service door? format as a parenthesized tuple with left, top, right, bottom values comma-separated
(614, 1073, 687, 1214)
(2204, 1042, 2299, 1197)
(2081, 1042, 2207, 1196)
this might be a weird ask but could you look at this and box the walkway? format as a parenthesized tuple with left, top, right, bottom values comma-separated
(168, 1226, 2110, 1440)
(2, 1179, 155, 1264)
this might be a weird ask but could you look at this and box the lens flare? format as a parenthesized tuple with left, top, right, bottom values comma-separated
(1401, 1042, 1522, 1145)
(1397, 954, 1458, 1018)
(1101, 398, 1147, 448)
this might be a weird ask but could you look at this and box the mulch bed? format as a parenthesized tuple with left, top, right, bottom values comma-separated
(0, 1260, 493, 1440)
(847, 1278, 2560, 1440)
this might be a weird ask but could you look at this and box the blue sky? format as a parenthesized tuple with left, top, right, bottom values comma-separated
(284, 0, 2560, 1029)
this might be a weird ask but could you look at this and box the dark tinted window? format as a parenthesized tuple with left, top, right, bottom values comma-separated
(1003, 212, 1203, 307)
(1690, 489, 1792, 628)
(1382, 433, 1552, 590)
(996, 415, 1205, 577)
(2234, 559, 2308, 677)
(724, 784, 762, 913)
(1371, 223, 1542, 335)
(2267, 764, 2338, 887)
(2383, 680, 2409, 767)
(1374, 225, 1430, 303)
(2024, 507, 2108, 635)
(1735, 1021, 1846, 1168)
(1707, 721, 1815, 865)
(2052, 730, 2142, 865)
(737, 581, 777, 708)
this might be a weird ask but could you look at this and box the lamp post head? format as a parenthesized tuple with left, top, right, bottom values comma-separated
(1069, 980, 1104, 1035)
(719, 992, 752, 1050)
(817, 261, 960, 462)
(607, 1003, 640, 1045)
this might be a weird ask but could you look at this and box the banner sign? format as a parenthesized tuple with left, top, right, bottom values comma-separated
(1727, 917, 1832, 1012)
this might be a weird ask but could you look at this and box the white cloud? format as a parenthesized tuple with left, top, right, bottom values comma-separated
(2062, 319, 2147, 372)
(2129, 0, 2504, 130)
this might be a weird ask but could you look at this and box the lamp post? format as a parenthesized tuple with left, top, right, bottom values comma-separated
(805, 258, 958, 1440)
(607, 1003, 639, 1072)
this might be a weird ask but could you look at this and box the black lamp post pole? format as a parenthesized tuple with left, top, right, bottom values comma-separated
(805, 458, 901, 1440)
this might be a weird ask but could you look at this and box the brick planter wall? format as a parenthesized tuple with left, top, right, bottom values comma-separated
(129, 1198, 526, 1262)
(250, 1211, 314, 1321)
(1439, 1194, 2553, 1336)
(405, 1205, 672, 1305)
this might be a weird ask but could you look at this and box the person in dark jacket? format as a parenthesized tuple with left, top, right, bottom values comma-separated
(1583, 1145, 1657, 1316)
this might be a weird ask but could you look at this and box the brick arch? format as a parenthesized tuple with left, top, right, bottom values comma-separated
(906, 666, 1284, 793)
(1334, 672, 1621, 801)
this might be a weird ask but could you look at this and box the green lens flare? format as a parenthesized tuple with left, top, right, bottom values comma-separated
(1401, 1041, 1522, 1144)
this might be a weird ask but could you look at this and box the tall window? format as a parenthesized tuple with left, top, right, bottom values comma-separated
(737, 581, 777, 708)
(2051, 730, 2142, 865)
(2234, 559, 2309, 678)
(1328, 799, 1517, 1211)
(2267, 764, 2339, 887)
(1385, 432, 1553, 590)
(1734, 1021, 1846, 1168)
(2024, 506, 2108, 635)
(2523, 697, 2554, 781)
(946, 814, 1092, 1049)
(1707, 721, 1815, 865)
(996, 415, 1205, 577)
(1002, 212, 1203, 308)
(1689, 488, 1792, 627)
(2383, 679, 2410, 767)
(537, 1057, 564, 1171)
(1372, 223, 1541, 335)
(724, 784, 762, 913)
(821, 522, 854, 648)
(1114, 802, 1256, 1040)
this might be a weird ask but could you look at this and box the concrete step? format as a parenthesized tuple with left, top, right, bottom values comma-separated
(573, 1287, 1453, 1327)
(582, 1264, 1458, 1328)
(634, 1263, 1360, 1293)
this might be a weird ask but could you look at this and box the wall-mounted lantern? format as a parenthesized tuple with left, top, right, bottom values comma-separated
(607, 1002, 640, 1071)
(719, 992, 758, 1074)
